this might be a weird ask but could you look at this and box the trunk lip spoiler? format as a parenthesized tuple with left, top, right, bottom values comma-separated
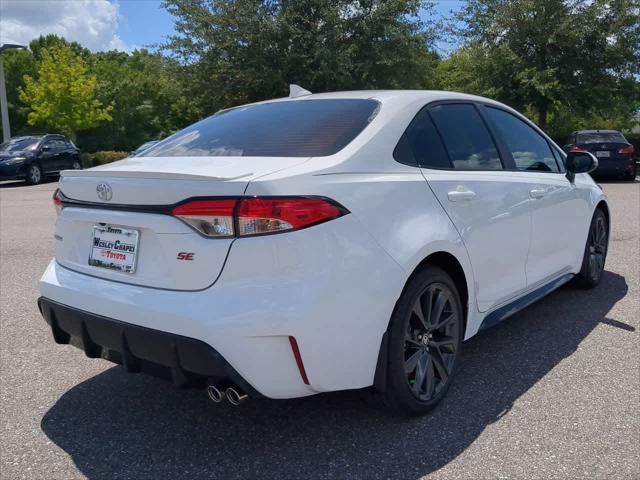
(60, 169, 253, 182)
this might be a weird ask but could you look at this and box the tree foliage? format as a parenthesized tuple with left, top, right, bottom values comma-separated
(19, 45, 113, 138)
(162, 0, 440, 112)
(3, 2, 640, 152)
(78, 49, 201, 151)
(449, 0, 640, 130)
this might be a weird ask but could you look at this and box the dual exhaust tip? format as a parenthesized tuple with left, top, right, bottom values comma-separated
(206, 383, 248, 405)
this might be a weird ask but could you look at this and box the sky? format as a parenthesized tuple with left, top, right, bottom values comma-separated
(0, 0, 463, 54)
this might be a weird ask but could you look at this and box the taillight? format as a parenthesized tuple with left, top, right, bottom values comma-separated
(569, 146, 587, 152)
(172, 197, 347, 237)
(171, 199, 236, 238)
(53, 189, 63, 215)
(618, 145, 634, 155)
(237, 197, 344, 236)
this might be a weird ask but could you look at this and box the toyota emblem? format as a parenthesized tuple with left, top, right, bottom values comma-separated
(96, 183, 113, 202)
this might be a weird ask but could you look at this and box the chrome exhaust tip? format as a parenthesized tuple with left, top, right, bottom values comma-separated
(225, 387, 248, 405)
(206, 384, 224, 403)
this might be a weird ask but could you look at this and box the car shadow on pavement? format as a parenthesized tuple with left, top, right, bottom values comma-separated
(41, 271, 630, 480)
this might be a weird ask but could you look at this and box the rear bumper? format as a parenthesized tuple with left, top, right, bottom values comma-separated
(38, 297, 259, 395)
(39, 215, 406, 398)
(593, 157, 636, 177)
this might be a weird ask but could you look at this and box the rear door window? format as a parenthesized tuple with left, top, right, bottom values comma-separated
(428, 104, 503, 170)
(484, 107, 560, 173)
(394, 110, 451, 168)
(141, 99, 380, 158)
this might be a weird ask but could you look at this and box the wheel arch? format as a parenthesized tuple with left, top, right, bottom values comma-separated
(409, 252, 469, 328)
(373, 249, 471, 392)
(596, 199, 610, 234)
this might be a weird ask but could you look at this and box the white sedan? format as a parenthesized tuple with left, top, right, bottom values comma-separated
(39, 89, 608, 415)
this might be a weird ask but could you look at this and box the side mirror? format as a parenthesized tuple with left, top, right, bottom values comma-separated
(566, 150, 598, 183)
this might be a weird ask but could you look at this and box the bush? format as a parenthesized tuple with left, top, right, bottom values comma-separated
(80, 151, 129, 168)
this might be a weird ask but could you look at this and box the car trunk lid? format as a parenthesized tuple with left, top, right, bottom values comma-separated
(54, 155, 308, 290)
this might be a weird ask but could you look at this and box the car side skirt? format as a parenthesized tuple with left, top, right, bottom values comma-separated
(479, 273, 575, 331)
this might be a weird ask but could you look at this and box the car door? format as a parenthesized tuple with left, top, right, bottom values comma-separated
(57, 139, 75, 169)
(482, 105, 591, 287)
(412, 103, 532, 313)
(39, 139, 63, 172)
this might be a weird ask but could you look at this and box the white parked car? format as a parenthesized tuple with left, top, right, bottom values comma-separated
(39, 89, 609, 415)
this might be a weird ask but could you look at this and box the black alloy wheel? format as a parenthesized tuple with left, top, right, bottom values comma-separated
(575, 209, 608, 288)
(381, 266, 463, 416)
(404, 283, 460, 401)
(587, 212, 607, 283)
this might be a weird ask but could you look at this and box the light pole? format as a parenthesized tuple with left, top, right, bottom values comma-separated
(0, 43, 27, 142)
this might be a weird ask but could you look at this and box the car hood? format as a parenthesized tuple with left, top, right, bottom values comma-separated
(0, 151, 30, 160)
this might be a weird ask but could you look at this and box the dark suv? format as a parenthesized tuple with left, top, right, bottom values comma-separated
(564, 130, 636, 180)
(0, 134, 82, 184)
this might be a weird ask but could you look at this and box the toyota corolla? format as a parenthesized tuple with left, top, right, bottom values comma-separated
(38, 89, 609, 415)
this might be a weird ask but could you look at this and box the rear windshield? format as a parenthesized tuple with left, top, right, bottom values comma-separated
(576, 132, 627, 144)
(141, 99, 380, 158)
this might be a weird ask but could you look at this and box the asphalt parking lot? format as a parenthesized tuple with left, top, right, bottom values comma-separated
(0, 177, 638, 480)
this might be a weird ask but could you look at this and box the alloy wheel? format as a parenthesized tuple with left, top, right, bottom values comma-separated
(72, 161, 82, 170)
(29, 165, 41, 184)
(589, 215, 607, 281)
(404, 283, 460, 401)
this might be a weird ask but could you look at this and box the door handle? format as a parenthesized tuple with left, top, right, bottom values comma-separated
(447, 187, 476, 202)
(529, 188, 547, 199)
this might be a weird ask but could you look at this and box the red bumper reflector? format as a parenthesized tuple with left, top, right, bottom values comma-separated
(288, 336, 310, 385)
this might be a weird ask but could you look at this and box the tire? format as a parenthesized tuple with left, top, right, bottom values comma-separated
(574, 209, 608, 289)
(25, 163, 43, 185)
(624, 165, 636, 181)
(379, 266, 463, 416)
(71, 160, 82, 170)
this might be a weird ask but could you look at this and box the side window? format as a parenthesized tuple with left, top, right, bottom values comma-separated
(429, 104, 502, 170)
(42, 140, 55, 152)
(394, 110, 451, 168)
(484, 107, 559, 173)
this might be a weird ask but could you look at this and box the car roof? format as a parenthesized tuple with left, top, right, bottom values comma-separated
(230, 89, 508, 111)
(10, 134, 65, 140)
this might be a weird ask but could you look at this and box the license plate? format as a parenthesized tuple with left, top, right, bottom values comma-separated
(595, 151, 610, 158)
(89, 225, 139, 273)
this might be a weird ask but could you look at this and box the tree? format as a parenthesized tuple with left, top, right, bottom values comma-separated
(162, 0, 440, 113)
(452, 0, 640, 130)
(78, 49, 201, 151)
(19, 45, 112, 138)
(1, 48, 37, 136)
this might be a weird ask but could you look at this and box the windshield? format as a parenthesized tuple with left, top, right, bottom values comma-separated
(0, 137, 40, 153)
(577, 132, 627, 144)
(140, 99, 380, 158)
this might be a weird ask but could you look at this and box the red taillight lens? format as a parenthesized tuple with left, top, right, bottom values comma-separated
(172, 197, 346, 237)
(53, 189, 63, 215)
(237, 197, 343, 236)
(618, 145, 634, 155)
(569, 146, 587, 153)
(172, 199, 237, 237)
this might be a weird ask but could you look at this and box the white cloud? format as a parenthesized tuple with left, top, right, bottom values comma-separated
(0, 0, 129, 52)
